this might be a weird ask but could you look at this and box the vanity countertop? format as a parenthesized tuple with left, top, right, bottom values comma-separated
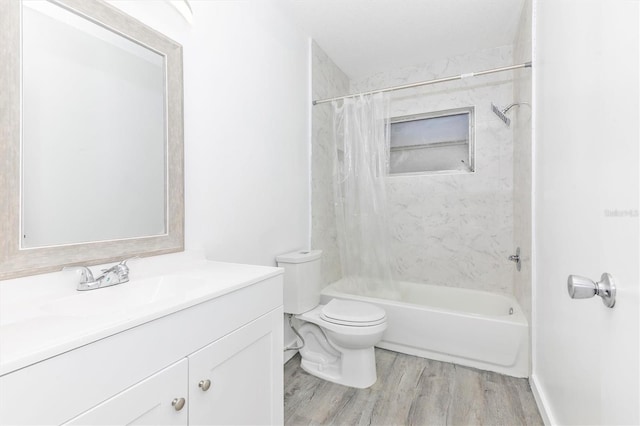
(0, 252, 283, 376)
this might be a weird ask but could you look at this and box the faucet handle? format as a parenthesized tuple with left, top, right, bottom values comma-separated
(110, 257, 137, 281)
(101, 257, 134, 272)
(62, 266, 95, 284)
(117, 259, 130, 278)
(118, 257, 137, 271)
(120, 256, 140, 273)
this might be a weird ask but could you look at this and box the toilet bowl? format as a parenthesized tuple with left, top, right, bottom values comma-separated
(295, 299, 387, 388)
(276, 250, 387, 388)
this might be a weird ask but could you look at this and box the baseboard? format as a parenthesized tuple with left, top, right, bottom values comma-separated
(530, 373, 554, 425)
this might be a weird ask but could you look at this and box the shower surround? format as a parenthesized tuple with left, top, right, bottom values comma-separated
(313, 43, 517, 298)
(311, 41, 349, 287)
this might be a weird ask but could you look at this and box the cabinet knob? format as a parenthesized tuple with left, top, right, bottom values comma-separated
(172, 397, 186, 411)
(199, 379, 211, 391)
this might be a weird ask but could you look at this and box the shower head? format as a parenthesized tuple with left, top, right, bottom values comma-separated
(491, 103, 511, 127)
(491, 102, 530, 127)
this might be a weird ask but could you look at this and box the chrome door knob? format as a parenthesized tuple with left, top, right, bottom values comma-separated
(198, 379, 211, 391)
(567, 275, 598, 299)
(567, 273, 616, 308)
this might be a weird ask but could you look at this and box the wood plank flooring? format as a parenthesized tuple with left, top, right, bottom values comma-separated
(284, 348, 543, 426)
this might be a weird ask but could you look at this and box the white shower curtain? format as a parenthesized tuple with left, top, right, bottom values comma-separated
(332, 94, 397, 297)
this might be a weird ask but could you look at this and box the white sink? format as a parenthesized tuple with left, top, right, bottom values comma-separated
(1, 275, 201, 326)
(0, 252, 283, 376)
(43, 275, 200, 317)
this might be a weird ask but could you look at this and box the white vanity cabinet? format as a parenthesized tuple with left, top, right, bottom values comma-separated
(65, 359, 190, 425)
(0, 266, 284, 426)
(188, 309, 282, 425)
(64, 308, 283, 426)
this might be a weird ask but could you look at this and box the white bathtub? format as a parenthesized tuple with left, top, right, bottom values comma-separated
(320, 279, 529, 378)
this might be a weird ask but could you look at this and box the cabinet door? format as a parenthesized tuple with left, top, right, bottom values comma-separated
(64, 359, 188, 425)
(188, 308, 283, 426)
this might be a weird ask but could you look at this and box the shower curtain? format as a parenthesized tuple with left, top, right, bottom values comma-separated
(331, 94, 397, 297)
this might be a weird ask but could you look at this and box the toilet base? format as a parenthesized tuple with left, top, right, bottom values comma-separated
(299, 344, 378, 389)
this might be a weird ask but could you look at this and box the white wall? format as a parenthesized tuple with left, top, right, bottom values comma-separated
(110, 1, 311, 267)
(533, 0, 640, 423)
(109, 1, 311, 364)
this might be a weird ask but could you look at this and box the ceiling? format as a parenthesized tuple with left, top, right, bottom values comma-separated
(283, 0, 526, 79)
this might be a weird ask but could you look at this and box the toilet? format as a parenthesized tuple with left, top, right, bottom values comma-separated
(276, 250, 387, 389)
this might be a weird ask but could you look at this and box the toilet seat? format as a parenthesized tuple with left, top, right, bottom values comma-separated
(320, 299, 386, 327)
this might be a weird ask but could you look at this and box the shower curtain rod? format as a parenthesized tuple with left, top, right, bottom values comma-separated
(312, 61, 532, 105)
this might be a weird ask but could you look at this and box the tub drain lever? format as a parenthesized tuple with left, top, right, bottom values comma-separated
(508, 247, 521, 271)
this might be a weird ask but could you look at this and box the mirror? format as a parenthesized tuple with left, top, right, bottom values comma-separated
(0, 0, 184, 279)
(22, 1, 167, 248)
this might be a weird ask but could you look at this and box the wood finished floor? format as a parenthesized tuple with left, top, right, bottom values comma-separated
(284, 349, 543, 426)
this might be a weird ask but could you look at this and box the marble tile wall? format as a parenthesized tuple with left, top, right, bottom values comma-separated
(512, 0, 533, 321)
(311, 41, 531, 299)
(351, 46, 516, 295)
(311, 41, 349, 286)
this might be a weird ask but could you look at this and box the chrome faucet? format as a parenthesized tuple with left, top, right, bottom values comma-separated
(64, 259, 131, 291)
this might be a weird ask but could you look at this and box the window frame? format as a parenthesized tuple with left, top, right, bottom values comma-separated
(388, 106, 476, 176)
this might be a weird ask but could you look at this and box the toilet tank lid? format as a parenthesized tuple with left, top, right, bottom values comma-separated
(276, 249, 322, 264)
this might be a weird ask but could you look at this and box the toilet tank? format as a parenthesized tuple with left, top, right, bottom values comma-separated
(276, 250, 322, 314)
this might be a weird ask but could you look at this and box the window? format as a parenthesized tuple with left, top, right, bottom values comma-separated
(389, 107, 475, 175)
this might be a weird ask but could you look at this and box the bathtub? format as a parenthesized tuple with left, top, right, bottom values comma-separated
(320, 279, 529, 378)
